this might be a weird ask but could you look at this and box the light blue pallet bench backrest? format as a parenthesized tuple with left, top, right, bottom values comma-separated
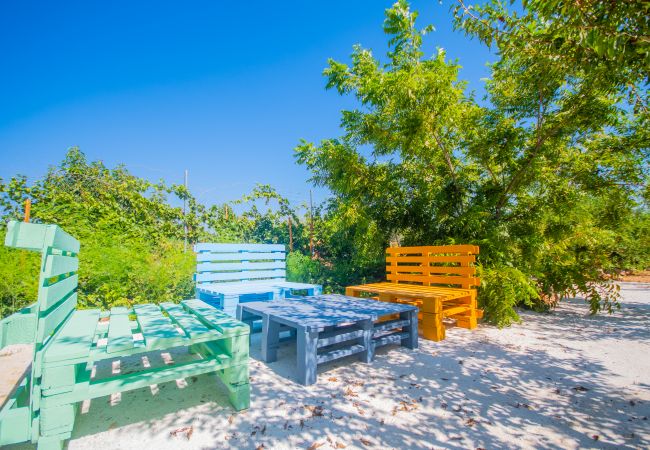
(194, 243, 286, 286)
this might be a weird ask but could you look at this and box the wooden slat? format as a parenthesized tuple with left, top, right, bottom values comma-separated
(197, 261, 285, 272)
(42, 255, 78, 279)
(159, 302, 220, 340)
(388, 266, 476, 276)
(107, 307, 134, 354)
(387, 273, 479, 287)
(43, 308, 100, 363)
(133, 304, 185, 349)
(37, 293, 78, 343)
(4, 221, 79, 253)
(196, 269, 286, 283)
(387, 255, 476, 263)
(38, 275, 78, 310)
(46, 226, 81, 253)
(443, 305, 471, 316)
(386, 245, 478, 254)
(182, 299, 249, 336)
(195, 243, 285, 252)
(196, 252, 285, 262)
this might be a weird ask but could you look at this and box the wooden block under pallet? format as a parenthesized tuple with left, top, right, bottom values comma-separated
(421, 313, 445, 341)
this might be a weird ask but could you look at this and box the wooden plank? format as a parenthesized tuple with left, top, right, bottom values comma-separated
(42, 255, 78, 279)
(196, 269, 286, 283)
(43, 308, 100, 363)
(38, 275, 78, 310)
(196, 252, 285, 262)
(443, 305, 471, 316)
(195, 243, 285, 252)
(386, 245, 478, 254)
(387, 255, 476, 263)
(46, 225, 81, 253)
(347, 282, 471, 297)
(182, 300, 249, 336)
(107, 307, 134, 354)
(387, 273, 479, 286)
(133, 304, 186, 349)
(196, 261, 285, 272)
(0, 344, 32, 410)
(37, 293, 78, 343)
(316, 344, 365, 365)
(388, 266, 475, 276)
(159, 302, 221, 340)
(41, 356, 232, 408)
(4, 221, 48, 251)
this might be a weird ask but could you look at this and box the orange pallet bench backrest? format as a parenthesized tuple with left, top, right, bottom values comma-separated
(386, 245, 480, 290)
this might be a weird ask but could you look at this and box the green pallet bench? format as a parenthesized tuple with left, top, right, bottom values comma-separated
(0, 221, 250, 450)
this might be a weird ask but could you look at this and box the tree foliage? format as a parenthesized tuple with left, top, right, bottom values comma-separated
(0, 149, 315, 317)
(296, 0, 649, 326)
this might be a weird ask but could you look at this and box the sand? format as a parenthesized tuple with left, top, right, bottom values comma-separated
(9, 282, 650, 450)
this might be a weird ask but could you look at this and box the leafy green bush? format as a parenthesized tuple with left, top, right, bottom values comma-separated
(478, 265, 541, 328)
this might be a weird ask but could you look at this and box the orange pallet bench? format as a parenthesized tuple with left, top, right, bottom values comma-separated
(345, 245, 482, 341)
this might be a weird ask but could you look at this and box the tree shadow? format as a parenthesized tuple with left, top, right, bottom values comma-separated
(7, 283, 649, 449)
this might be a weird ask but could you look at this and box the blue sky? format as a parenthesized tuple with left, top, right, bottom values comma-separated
(0, 1, 493, 208)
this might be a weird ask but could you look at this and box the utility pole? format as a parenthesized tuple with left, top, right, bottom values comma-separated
(309, 190, 314, 257)
(288, 216, 293, 252)
(183, 169, 188, 253)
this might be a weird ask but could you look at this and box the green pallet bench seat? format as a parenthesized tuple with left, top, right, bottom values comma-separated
(195, 243, 322, 316)
(0, 221, 250, 450)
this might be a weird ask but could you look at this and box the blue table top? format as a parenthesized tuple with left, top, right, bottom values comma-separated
(238, 294, 417, 331)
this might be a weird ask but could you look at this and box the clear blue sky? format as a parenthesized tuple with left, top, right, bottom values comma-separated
(0, 0, 492, 207)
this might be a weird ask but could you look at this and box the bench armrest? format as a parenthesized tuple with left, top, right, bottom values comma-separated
(0, 304, 37, 350)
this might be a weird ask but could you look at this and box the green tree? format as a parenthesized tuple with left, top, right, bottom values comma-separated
(296, 1, 649, 326)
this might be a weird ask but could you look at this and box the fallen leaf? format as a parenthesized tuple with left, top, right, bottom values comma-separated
(572, 386, 589, 392)
(335, 442, 347, 448)
(343, 388, 358, 397)
(328, 377, 338, 382)
(108, 422, 118, 430)
(256, 445, 265, 450)
(359, 438, 372, 446)
(307, 442, 324, 450)
(592, 435, 599, 441)
(169, 426, 193, 440)
(466, 418, 477, 427)
(228, 415, 235, 425)
(305, 405, 324, 417)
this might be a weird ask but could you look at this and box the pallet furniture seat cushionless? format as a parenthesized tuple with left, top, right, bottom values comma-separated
(194, 243, 322, 316)
(345, 245, 483, 341)
(0, 221, 250, 450)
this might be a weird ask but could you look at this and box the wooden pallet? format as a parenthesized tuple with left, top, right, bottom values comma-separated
(195, 243, 322, 316)
(0, 222, 250, 450)
(237, 294, 418, 385)
(345, 245, 483, 341)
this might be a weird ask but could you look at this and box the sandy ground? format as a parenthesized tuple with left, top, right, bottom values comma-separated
(9, 282, 650, 450)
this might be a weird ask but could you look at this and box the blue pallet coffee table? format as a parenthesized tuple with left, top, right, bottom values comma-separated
(237, 294, 418, 385)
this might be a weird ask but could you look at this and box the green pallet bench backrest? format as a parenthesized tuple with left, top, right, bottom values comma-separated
(1, 221, 80, 445)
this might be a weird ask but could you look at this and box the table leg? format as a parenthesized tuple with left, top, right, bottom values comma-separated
(360, 319, 374, 363)
(261, 315, 281, 363)
(402, 310, 419, 349)
(297, 328, 319, 385)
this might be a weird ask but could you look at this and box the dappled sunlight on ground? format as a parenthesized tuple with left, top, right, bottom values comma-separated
(8, 283, 650, 449)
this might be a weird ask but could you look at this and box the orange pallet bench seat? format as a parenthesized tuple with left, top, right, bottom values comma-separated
(345, 245, 482, 341)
